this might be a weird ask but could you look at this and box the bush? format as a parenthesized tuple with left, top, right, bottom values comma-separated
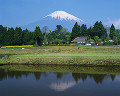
(98, 43, 103, 46)
(103, 42, 113, 46)
(48, 44, 57, 46)
(118, 40, 120, 45)
(59, 44, 70, 46)
(91, 43, 96, 46)
(33, 44, 39, 47)
(28, 40, 35, 45)
(48, 44, 70, 46)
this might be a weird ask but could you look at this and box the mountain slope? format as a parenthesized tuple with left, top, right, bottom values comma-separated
(21, 11, 86, 31)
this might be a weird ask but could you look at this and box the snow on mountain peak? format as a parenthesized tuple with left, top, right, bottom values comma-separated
(44, 11, 85, 23)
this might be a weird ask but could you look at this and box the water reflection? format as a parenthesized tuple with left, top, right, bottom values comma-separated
(0, 69, 117, 84)
(0, 68, 120, 96)
(33, 72, 42, 80)
(50, 80, 76, 91)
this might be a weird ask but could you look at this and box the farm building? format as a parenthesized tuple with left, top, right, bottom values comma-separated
(71, 37, 87, 45)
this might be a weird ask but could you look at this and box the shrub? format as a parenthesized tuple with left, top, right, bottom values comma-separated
(98, 43, 103, 46)
(33, 44, 39, 47)
(103, 42, 113, 46)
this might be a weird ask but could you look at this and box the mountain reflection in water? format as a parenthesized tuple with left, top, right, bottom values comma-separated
(0, 69, 120, 96)
(50, 80, 76, 91)
(0, 69, 116, 84)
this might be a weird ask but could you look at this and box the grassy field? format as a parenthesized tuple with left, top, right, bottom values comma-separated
(0, 46, 120, 66)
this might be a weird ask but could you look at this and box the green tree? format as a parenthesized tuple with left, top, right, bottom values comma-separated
(81, 24, 87, 36)
(56, 25, 63, 33)
(113, 29, 120, 45)
(14, 27, 23, 45)
(94, 36, 99, 44)
(0, 25, 8, 46)
(22, 29, 29, 44)
(23, 29, 34, 45)
(47, 31, 55, 41)
(62, 28, 71, 42)
(92, 21, 107, 40)
(34, 26, 43, 45)
(71, 22, 80, 41)
(87, 26, 93, 37)
(109, 24, 115, 39)
(0, 25, 3, 45)
(8, 27, 14, 45)
(47, 27, 71, 44)
(55, 25, 63, 40)
(77, 25, 81, 36)
(105, 37, 111, 41)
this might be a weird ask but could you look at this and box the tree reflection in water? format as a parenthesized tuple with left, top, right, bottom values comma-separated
(0, 69, 116, 85)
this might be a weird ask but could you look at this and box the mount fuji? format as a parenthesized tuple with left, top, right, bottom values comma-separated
(21, 11, 86, 32)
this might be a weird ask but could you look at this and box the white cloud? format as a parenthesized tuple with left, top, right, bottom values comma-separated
(104, 18, 120, 29)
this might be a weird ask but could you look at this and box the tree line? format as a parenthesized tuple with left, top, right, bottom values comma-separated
(0, 69, 115, 84)
(47, 21, 120, 45)
(0, 26, 43, 46)
(71, 21, 107, 41)
(0, 21, 120, 46)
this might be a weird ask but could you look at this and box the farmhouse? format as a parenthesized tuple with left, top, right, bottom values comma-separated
(71, 37, 87, 45)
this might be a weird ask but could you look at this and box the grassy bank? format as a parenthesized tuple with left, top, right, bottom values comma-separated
(0, 46, 120, 66)
(0, 65, 120, 75)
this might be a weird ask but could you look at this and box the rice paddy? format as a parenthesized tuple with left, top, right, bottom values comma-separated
(0, 46, 120, 66)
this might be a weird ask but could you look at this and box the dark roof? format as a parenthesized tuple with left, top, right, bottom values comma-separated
(71, 37, 87, 43)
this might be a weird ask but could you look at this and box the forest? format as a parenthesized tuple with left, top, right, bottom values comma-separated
(0, 21, 120, 46)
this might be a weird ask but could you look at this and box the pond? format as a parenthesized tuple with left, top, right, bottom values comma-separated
(0, 68, 120, 96)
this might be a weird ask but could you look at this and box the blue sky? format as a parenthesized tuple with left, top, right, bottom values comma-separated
(0, 0, 120, 28)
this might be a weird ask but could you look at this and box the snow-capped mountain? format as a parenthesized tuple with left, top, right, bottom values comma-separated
(21, 11, 86, 31)
(44, 11, 85, 23)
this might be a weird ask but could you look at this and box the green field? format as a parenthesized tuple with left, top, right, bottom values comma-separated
(0, 46, 120, 66)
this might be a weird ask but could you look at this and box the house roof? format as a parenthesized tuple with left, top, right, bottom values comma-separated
(71, 37, 87, 43)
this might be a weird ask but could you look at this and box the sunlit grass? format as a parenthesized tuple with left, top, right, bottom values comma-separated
(0, 46, 120, 65)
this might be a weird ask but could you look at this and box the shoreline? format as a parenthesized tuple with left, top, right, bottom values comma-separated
(1, 65, 120, 75)
(1, 63, 120, 67)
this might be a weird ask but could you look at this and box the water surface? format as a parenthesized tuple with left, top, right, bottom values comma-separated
(0, 69, 120, 96)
